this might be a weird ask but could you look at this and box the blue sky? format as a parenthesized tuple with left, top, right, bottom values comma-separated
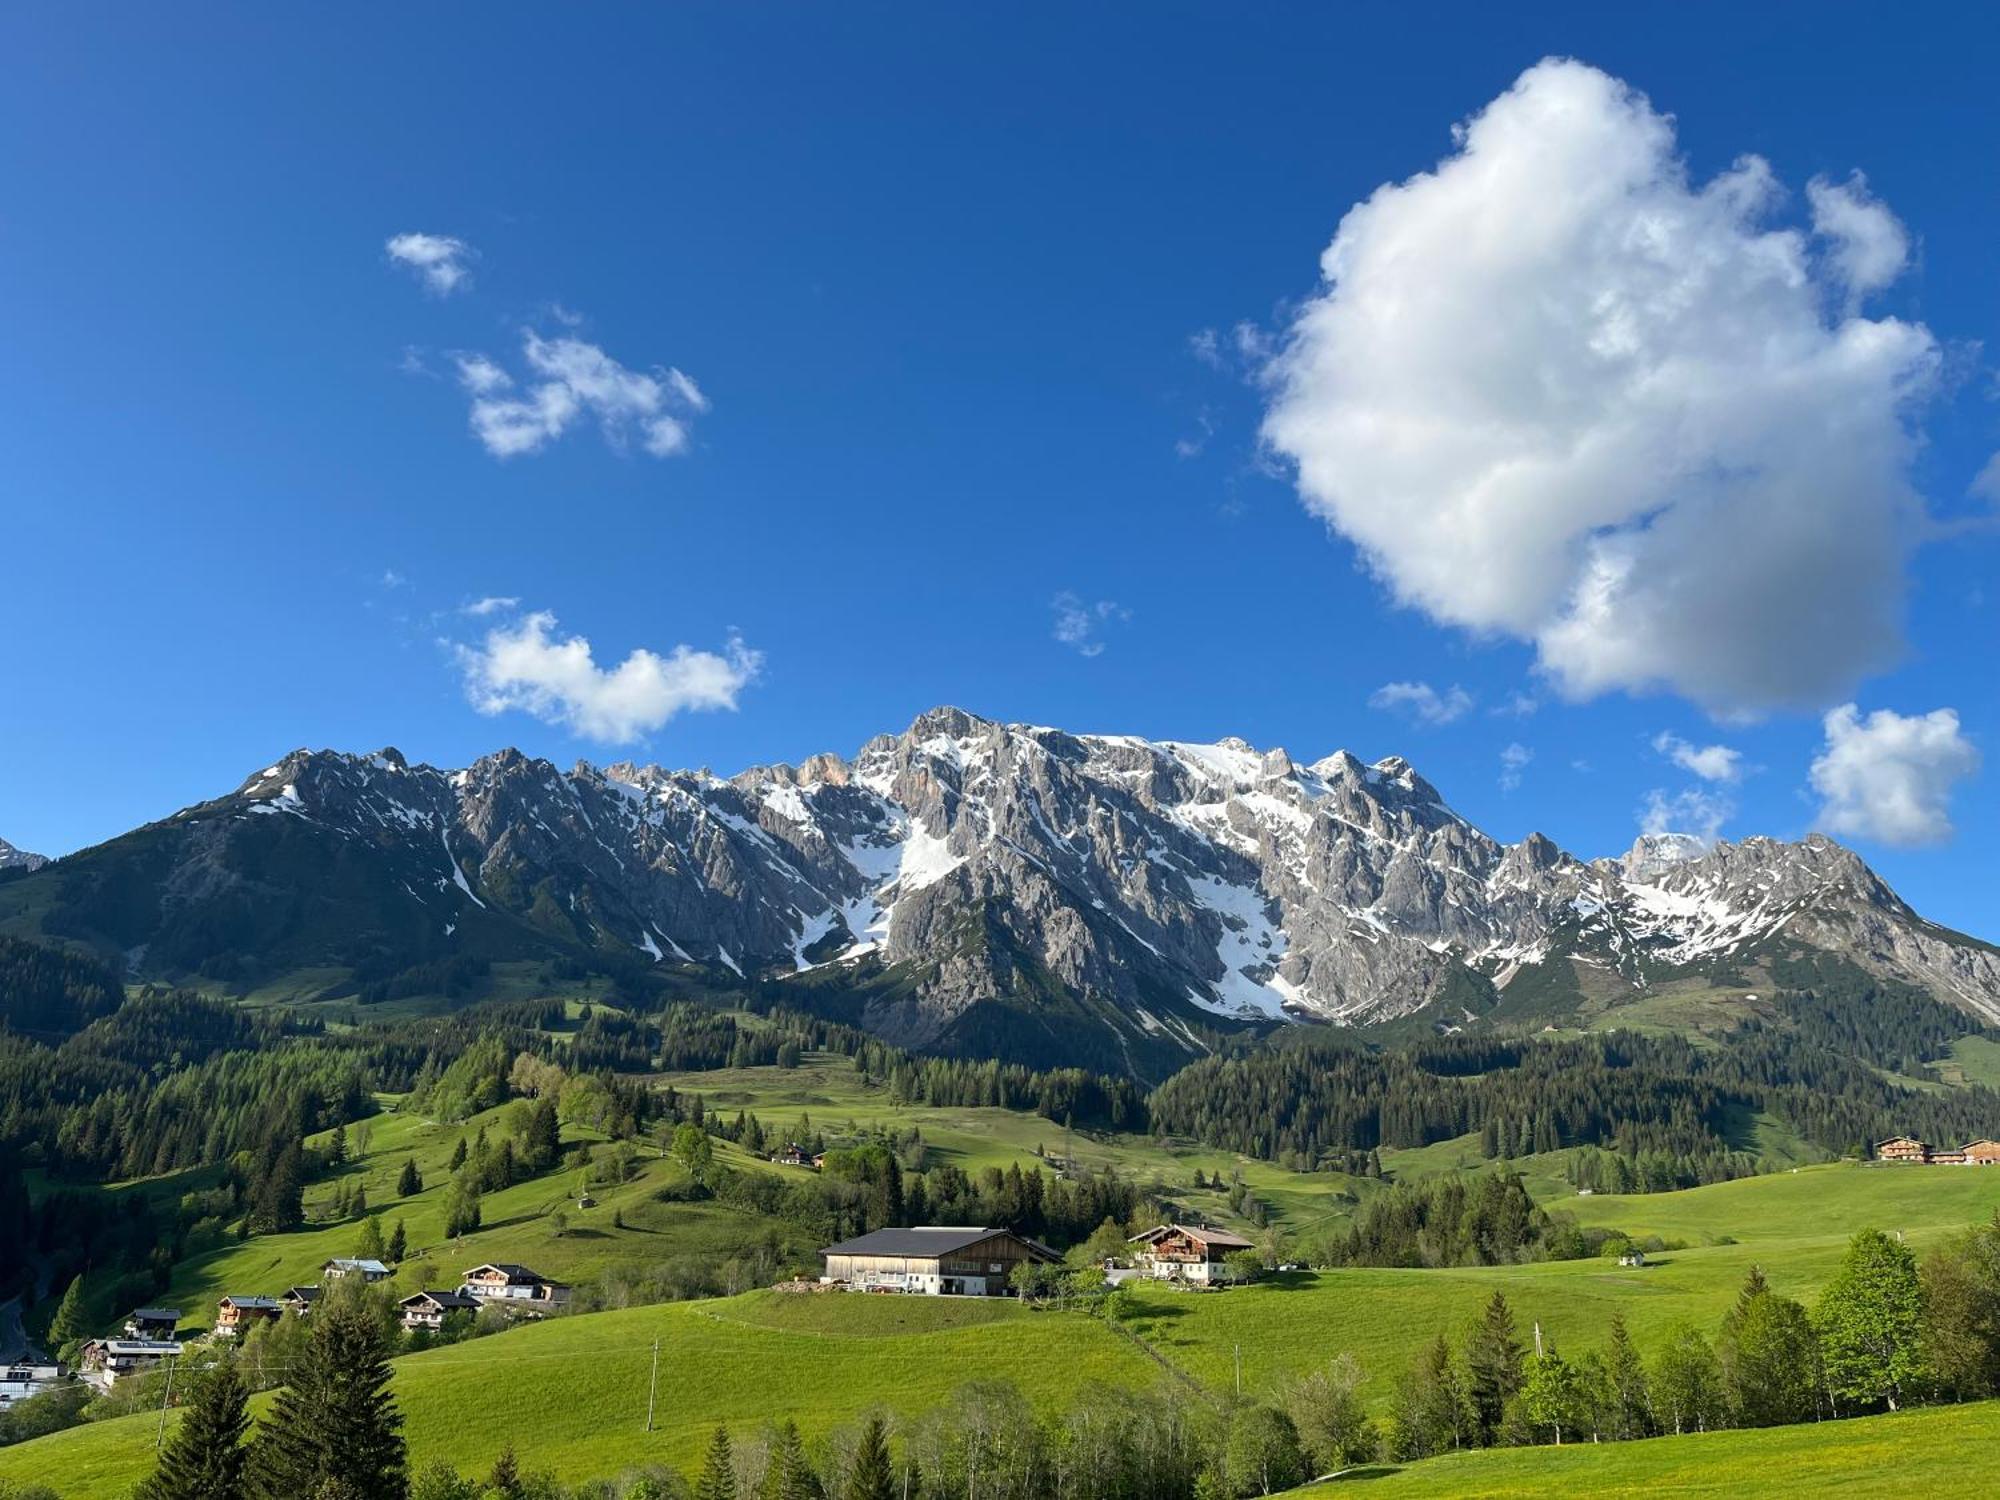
(2, 4, 1995, 933)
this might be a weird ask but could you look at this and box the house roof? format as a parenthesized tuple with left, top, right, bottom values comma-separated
(819, 1226, 1058, 1262)
(127, 1308, 181, 1322)
(323, 1258, 390, 1274)
(220, 1296, 279, 1310)
(1127, 1223, 1257, 1250)
(463, 1262, 545, 1282)
(401, 1290, 479, 1309)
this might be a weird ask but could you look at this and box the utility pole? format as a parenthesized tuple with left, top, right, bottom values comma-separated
(155, 1355, 177, 1448)
(645, 1338, 660, 1432)
(1234, 1342, 1242, 1399)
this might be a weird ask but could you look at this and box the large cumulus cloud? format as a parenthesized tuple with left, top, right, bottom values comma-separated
(1260, 59, 1939, 715)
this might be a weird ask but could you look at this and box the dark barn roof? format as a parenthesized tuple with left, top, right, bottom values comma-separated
(820, 1226, 1058, 1262)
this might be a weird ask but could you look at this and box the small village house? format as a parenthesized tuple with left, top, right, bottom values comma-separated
(1875, 1135, 1931, 1163)
(771, 1142, 818, 1169)
(458, 1263, 572, 1313)
(280, 1286, 321, 1317)
(77, 1339, 180, 1389)
(321, 1257, 392, 1282)
(1126, 1224, 1258, 1285)
(0, 1362, 65, 1409)
(818, 1226, 1058, 1296)
(121, 1307, 180, 1340)
(213, 1295, 282, 1337)
(1618, 1249, 1649, 1268)
(398, 1290, 479, 1332)
(1962, 1139, 2000, 1165)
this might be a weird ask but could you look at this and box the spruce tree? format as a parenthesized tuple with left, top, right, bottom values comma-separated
(845, 1416, 894, 1500)
(136, 1362, 251, 1500)
(486, 1445, 522, 1497)
(396, 1158, 422, 1197)
(387, 1220, 408, 1265)
(695, 1425, 736, 1500)
(1464, 1291, 1523, 1441)
(1603, 1314, 1652, 1440)
(760, 1420, 821, 1500)
(47, 1274, 88, 1357)
(448, 1137, 467, 1172)
(253, 1297, 406, 1498)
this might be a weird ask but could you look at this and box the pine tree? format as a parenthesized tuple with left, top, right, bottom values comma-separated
(523, 1096, 561, 1173)
(47, 1273, 88, 1357)
(136, 1362, 251, 1500)
(1464, 1291, 1523, 1441)
(387, 1220, 408, 1265)
(695, 1425, 736, 1500)
(760, 1420, 821, 1500)
(448, 1138, 467, 1172)
(252, 1297, 406, 1498)
(327, 1123, 347, 1167)
(486, 1445, 522, 1497)
(844, 1416, 893, 1500)
(1603, 1314, 1652, 1440)
(396, 1158, 422, 1197)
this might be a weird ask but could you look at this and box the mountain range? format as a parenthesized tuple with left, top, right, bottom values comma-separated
(4, 706, 1994, 1076)
(0, 837, 44, 872)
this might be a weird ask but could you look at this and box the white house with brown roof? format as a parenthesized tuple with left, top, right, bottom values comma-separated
(398, 1290, 480, 1331)
(1127, 1224, 1257, 1285)
(458, 1263, 571, 1314)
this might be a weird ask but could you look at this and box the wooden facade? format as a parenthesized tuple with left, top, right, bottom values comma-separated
(1127, 1224, 1256, 1285)
(459, 1263, 571, 1313)
(214, 1296, 281, 1336)
(399, 1290, 479, 1331)
(1874, 1135, 2000, 1165)
(819, 1227, 1057, 1296)
(1876, 1136, 1931, 1163)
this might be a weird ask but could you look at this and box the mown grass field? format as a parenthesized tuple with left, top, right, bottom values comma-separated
(0, 1292, 1159, 1496)
(1284, 1398, 2000, 1497)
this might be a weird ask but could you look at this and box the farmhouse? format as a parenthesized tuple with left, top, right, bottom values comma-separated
(398, 1290, 479, 1331)
(322, 1257, 392, 1282)
(77, 1340, 180, 1388)
(771, 1142, 818, 1169)
(281, 1286, 321, 1316)
(0, 1362, 65, 1409)
(1126, 1224, 1258, 1285)
(121, 1307, 180, 1340)
(213, 1295, 281, 1337)
(1964, 1139, 2000, 1165)
(1618, 1249, 1649, 1268)
(459, 1263, 572, 1313)
(818, 1226, 1059, 1296)
(1876, 1135, 1930, 1163)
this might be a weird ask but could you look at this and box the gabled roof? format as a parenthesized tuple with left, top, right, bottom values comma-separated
(219, 1295, 280, 1310)
(127, 1308, 181, 1322)
(462, 1262, 544, 1282)
(323, 1257, 391, 1274)
(400, 1290, 479, 1309)
(819, 1226, 1058, 1262)
(1127, 1223, 1257, 1250)
(282, 1286, 321, 1302)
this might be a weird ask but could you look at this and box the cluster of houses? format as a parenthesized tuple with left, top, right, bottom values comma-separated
(1875, 1135, 2000, 1166)
(815, 1221, 1259, 1296)
(39, 1260, 576, 1395)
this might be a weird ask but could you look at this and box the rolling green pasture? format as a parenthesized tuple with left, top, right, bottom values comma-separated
(1287, 1397, 2000, 1497)
(0, 1292, 1157, 1497)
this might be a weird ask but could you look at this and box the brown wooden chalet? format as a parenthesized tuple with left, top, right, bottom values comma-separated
(819, 1226, 1058, 1296)
(214, 1295, 282, 1336)
(1963, 1139, 2000, 1165)
(1876, 1135, 1930, 1163)
(458, 1263, 571, 1313)
(771, 1142, 819, 1169)
(1127, 1224, 1257, 1284)
(398, 1290, 480, 1331)
(1876, 1135, 2000, 1165)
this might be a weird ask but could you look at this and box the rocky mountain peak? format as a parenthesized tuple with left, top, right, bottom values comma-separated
(0, 835, 46, 872)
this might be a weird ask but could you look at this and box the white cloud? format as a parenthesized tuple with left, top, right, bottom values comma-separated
(1640, 786, 1734, 845)
(1498, 741, 1533, 791)
(462, 595, 519, 617)
(1807, 172, 1909, 303)
(1493, 691, 1539, 718)
(1368, 680, 1474, 726)
(457, 330, 708, 460)
(1652, 731, 1743, 784)
(386, 232, 475, 295)
(1259, 59, 1939, 715)
(455, 609, 760, 744)
(1810, 703, 1978, 846)
(1052, 593, 1129, 657)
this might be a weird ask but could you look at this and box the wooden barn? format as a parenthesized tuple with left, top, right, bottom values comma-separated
(818, 1226, 1057, 1296)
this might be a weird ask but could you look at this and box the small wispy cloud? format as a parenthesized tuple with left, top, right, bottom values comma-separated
(1369, 680, 1474, 727)
(462, 596, 519, 617)
(455, 330, 709, 460)
(1498, 741, 1533, 792)
(1639, 786, 1734, 846)
(385, 232, 476, 296)
(1492, 691, 1539, 719)
(1652, 731, 1744, 784)
(1052, 593, 1130, 657)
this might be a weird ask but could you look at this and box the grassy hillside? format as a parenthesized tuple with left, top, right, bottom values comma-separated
(0, 1292, 1160, 1496)
(1286, 1398, 2000, 1496)
(10, 1155, 1999, 1495)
